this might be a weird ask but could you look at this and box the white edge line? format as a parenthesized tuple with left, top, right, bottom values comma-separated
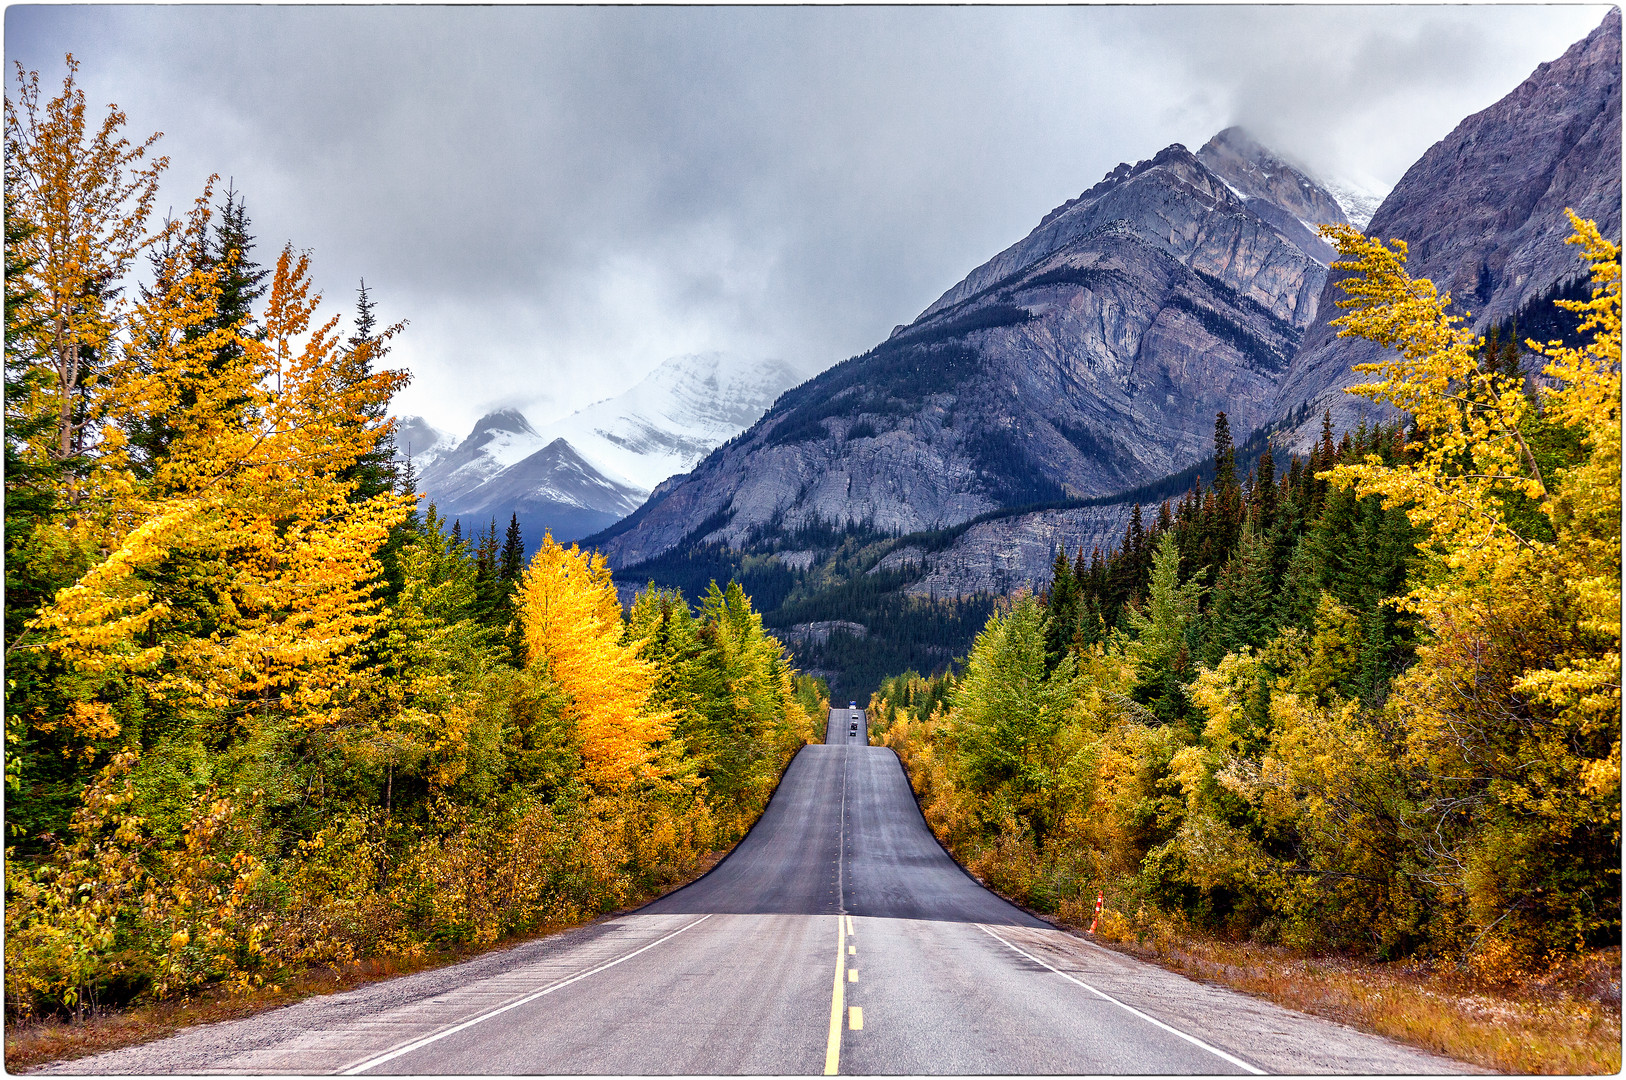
(978, 924, 1268, 1076)
(338, 914, 714, 1075)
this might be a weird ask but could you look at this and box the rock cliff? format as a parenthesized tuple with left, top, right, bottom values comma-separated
(1196, 127, 1349, 266)
(1271, 9, 1622, 448)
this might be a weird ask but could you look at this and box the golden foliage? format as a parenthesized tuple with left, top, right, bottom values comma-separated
(517, 536, 673, 791)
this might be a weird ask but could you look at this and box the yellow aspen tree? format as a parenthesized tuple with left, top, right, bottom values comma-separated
(38, 238, 412, 735)
(4, 57, 165, 487)
(1316, 222, 1548, 573)
(1317, 214, 1621, 958)
(516, 536, 672, 791)
(1517, 216, 1621, 817)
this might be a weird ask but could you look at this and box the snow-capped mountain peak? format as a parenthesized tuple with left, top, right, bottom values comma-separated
(401, 353, 808, 546)
(460, 407, 546, 468)
(392, 415, 456, 473)
(537, 352, 808, 492)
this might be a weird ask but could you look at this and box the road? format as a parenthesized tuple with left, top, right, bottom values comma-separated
(45, 709, 1474, 1075)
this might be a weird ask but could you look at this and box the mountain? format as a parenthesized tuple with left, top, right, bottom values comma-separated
(416, 408, 552, 509)
(392, 415, 456, 474)
(411, 409, 644, 544)
(1196, 126, 1349, 265)
(403, 354, 802, 546)
(596, 136, 1339, 570)
(1322, 179, 1386, 231)
(449, 437, 647, 546)
(537, 352, 807, 492)
(1272, 8, 1622, 447)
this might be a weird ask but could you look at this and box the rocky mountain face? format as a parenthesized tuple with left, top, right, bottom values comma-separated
(1272, 8, 1622, 448)
(880, 502, 1139, 601)
(598, 138, 1338, 570)
(1196, 126, 1349, 265)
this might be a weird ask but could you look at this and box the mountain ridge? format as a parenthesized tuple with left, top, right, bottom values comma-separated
(594, 135, 1338, 570)
(1271, 8, 1622, 448)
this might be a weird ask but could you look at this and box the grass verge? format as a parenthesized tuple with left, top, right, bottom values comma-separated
(1074, 909, 1620, 1075)
(4, 850, 727, 1073)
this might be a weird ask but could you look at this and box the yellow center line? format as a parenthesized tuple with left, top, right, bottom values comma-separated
(823, 914, 846, 1075)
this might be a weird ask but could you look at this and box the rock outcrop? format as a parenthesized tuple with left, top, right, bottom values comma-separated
(1196, 127, 1349, 265)
(893, 503, 1140, 601)
(1271, 9, 1622, 448)
(596, 138, 1336, 570)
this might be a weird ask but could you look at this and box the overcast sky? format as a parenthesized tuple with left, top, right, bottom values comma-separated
(5, 4, 1610, 438)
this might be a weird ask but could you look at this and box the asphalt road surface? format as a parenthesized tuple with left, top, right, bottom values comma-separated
(45, 709, 1474, 1075)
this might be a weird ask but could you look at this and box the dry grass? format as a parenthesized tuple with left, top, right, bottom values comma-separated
(4, 850, 729, 1073)
(1083, 915, 1620, 1075)
(6, 946, 498, 1073)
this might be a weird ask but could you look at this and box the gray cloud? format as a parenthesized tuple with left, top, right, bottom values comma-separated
(5, 5, 1609, 436)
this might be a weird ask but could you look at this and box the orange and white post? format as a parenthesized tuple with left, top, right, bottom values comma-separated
(1088, 891, 1104, 934)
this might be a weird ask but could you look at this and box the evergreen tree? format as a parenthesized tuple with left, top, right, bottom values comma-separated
(1205, 515, 1276, 660)
(1125, 531, 1204, 726)
(340, 279, 401, 504)
(1212, 410, 1236, 493)
(500, 514, 525, 582)
(1042, 547, 1079, 672)
(207, 183, 269, 367)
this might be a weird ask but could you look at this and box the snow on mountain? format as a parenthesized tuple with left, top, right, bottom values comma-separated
(1322, 178, 1388, 231)
(537, 352, 808, 492)
(400, 354, 803, 546)
(416, 408, 552, 509)
(392, 414, 456, 474)
(464, 437, 646, 519)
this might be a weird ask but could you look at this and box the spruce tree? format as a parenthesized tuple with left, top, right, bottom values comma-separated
(500, 514, 525, 582)
(1042, 547, 1079, 672)
(340, 280, 400, 504)
(1206, 515, 1276, 660)
(208, 183, 269, 366)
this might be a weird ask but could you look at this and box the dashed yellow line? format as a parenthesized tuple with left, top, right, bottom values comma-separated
(849, 1006, 864, 1030)
(824, 915, 846, 1075)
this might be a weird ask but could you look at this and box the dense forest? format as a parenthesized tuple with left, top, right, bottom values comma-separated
(3, 61, 824, 1019)
(874, 217, 1620, 974)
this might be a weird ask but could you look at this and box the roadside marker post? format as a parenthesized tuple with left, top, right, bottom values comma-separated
(1088, 891, 1104, 934)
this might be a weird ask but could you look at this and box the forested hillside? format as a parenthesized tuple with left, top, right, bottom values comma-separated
(3, 62, 824, 1019)
(876, 217, 1620, 973)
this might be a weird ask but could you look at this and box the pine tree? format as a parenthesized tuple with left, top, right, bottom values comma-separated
(340, 280, 401, 505)
(1212, 410, 1236, 493)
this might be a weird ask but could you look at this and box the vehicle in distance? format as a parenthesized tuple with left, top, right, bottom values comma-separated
(849, 701, 857, 708)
